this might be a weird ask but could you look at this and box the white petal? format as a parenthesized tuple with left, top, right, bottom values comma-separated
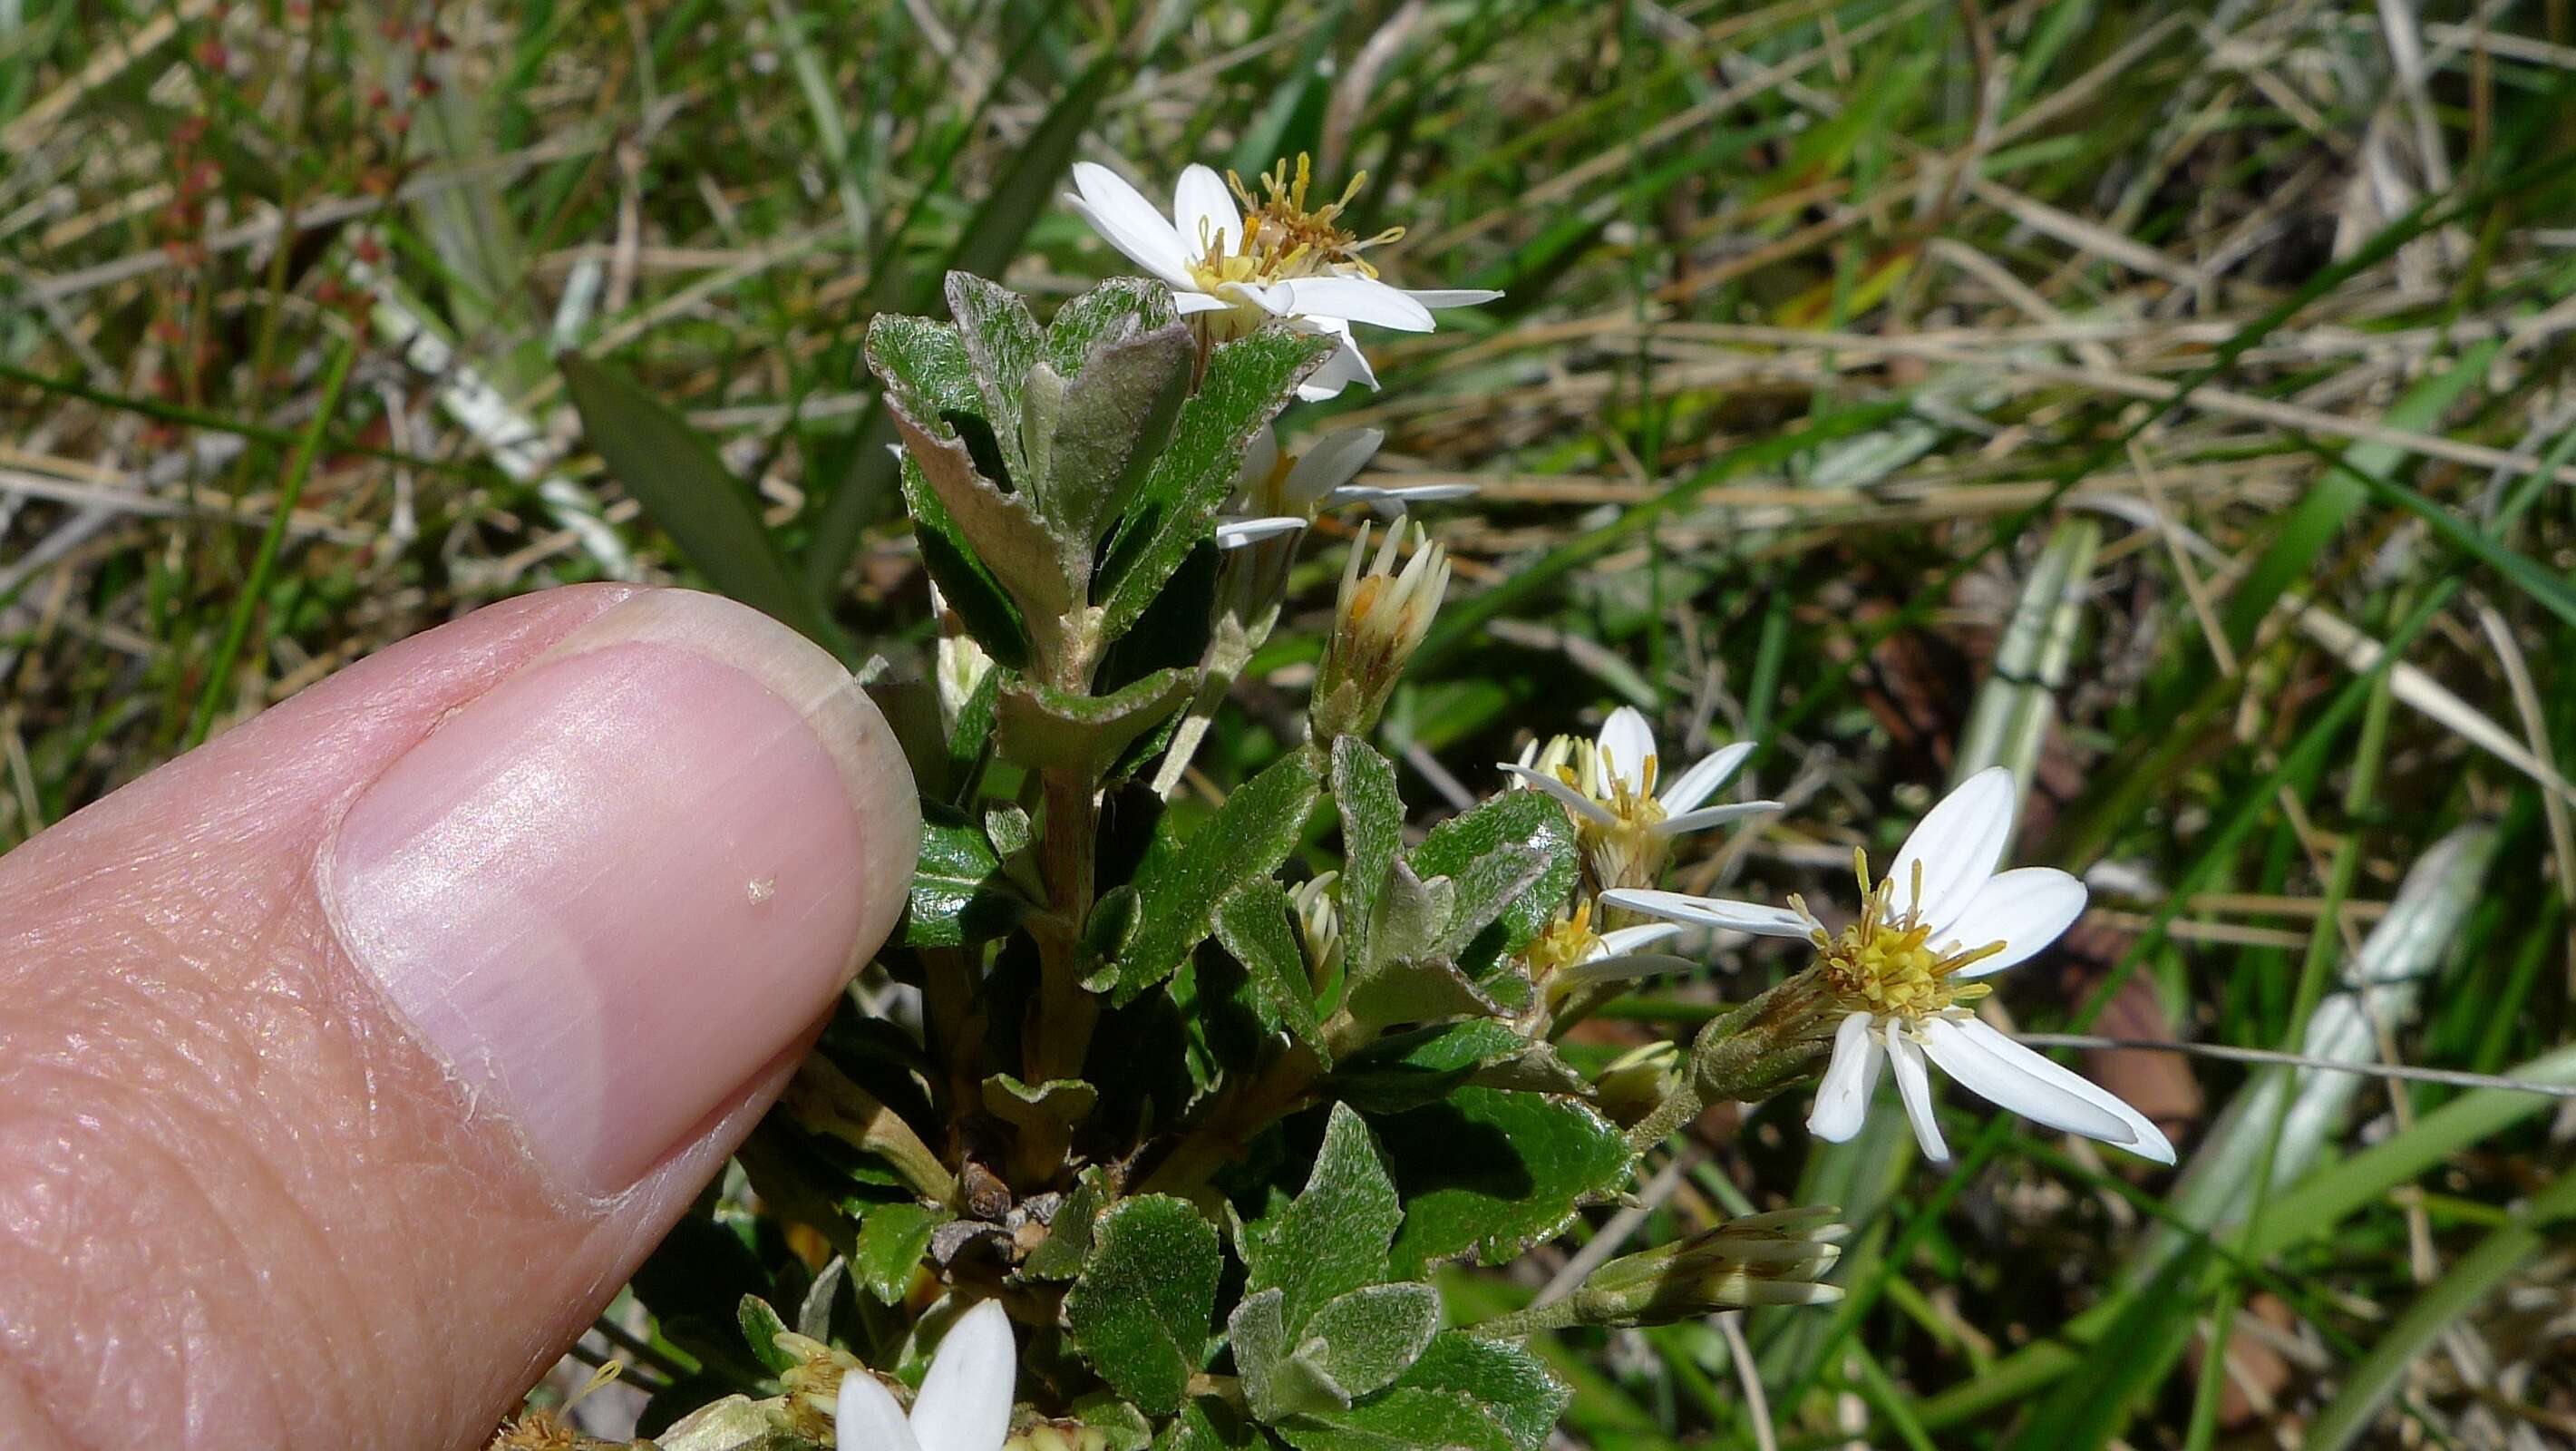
(1885, 1023, 1949, 1163)
(1404, 288, 1504, 307)
(1214, 516, 1307, 549)
(1171, 164, 1239, 256)
(1287, 427, 1385, 505)
(1497, 763, 1619, 826)
(1596, 707, 1657, 796)
(1296, 324, 1377, 402)
(838, 1373, 926, 1451)
(1325, 482, 1479, 510)
(1806, 1012, 1885, 1143)
(909, 1300, 1016, 1451)
(1657, 741, 1755, 814)
(1950, 1019, 2174, 1164)
(1067, 163, 1194, 286)
(1222, 278, 1297, 316)
(1916, 1017, 2132, 1144)
(1888, 767, 2018, 933)
(1596, 922, 1684, 957)
(1557, 951, 1700, 985)
(1650, 800, 1782, 838)
(1943, 868, 2088, 978)
(1277, 275, 1436, 331)
(1171, 290, 1232, 315)
(1238, 426, 1280, 492)
(1595, 888, 1813, 939)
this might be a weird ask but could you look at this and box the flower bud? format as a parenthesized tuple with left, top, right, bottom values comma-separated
(1290, 871, 1343, 988)
(1574, 1208, 1846, 1323)
(1591, 1040, 1679, 1127)
(1309, 521, 1449, 741)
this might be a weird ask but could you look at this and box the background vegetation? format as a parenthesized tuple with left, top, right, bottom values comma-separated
(5, 1, 2574, 1446)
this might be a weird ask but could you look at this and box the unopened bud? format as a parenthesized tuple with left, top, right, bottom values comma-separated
(1575, 1208, 1846, 1322)
(1310, 521, 1449, 740)
(1591, 1040, 1679, 1127)
(1290, 871, 1343, 988)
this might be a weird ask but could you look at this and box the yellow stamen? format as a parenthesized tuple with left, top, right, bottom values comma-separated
(1810, 852, 2005, 1022)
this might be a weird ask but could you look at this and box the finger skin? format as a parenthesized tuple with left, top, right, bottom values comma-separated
(0, 585, 901, 1449)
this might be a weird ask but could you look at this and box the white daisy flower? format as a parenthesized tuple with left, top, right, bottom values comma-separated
(837, 1299, 1016, 1451)
(1215, 426, 1477, 549)
(1064, 153, 1500, 400)
(1501, 706, 1781, 891)
(1601, 767, 2174, 1166)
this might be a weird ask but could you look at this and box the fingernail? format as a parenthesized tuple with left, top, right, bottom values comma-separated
(326, 590, 918, 1196)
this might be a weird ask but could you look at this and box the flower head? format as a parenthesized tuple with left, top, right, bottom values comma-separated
(1065, 154, 1500, 399)
(1522, 901, 1691, 1005)
(1602, 768, 2173, 1165)
(1502, 707, 1781, 891)
(837, 1299, 1017, 1451)
(1309, 521, 1450, 740)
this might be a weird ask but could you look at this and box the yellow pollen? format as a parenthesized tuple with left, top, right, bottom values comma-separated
(1807, 850, 2004, 1022)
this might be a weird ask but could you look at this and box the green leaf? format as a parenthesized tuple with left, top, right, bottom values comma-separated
(1215, 881, 1329, 1066)
(903, 452, 1032, 670)
(946, 270, 1045, 482)
(1094, 326, 1336, 644)
(736, 1295, 798, 1376)
(1294, 1282, 1441, 1401)
(1270, 1388, 1516, 1451)
(1154, 1397, 1269, 1451)
(1407, 792, 1577, 974)
(1064, 1195, 1222, 1416)
(980, 1073, 1100, 1131)
(851, 1201, 949, 1304)
(996, 667, 1193, 779)
(1045, 321, 1194, 540)
(1232, 1287, 1349, 1421)
(1427, 845, 1550, 961)
(1328, 1020, 1530, 1113)
(1022, 1169, 1110, 1283)
(1386, 1332, 1568, 1451)
(1071, 1394, 1158, 1451)
(1045, 278, 1180, 377)
(878, 375, 1078, 621)
(1344, 954, 1503, 1030)
(1374, 1087, 1630, 1275)
(903, 803, 1027, 949)
(559, 354, 846, 655)
(1107, 749, 1323, 1000)
(1240, 1103, 1401, 1337)
(1329, 738, 1405, 981)
(863, 311, 981, 422)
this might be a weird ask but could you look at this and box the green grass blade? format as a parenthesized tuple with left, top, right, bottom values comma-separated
(560, 353, 851, 656)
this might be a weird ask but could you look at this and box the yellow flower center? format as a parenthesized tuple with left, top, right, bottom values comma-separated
(1802, 851, 2002, 1022)
(1181, 154, 1403, 340)
(1524, 901, 1603, 979)
(1555, 749, 1668, 892)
